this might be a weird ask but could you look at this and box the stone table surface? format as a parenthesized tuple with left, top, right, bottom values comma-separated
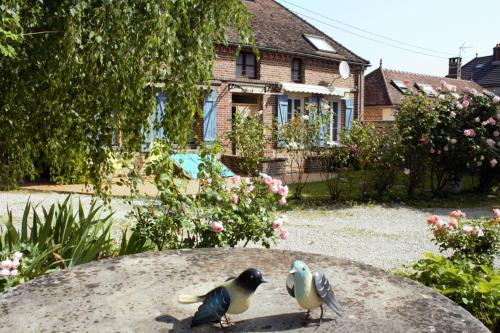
(0, 248, 488, 333)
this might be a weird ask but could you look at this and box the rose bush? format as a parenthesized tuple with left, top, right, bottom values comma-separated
(129, 141, 288, 250)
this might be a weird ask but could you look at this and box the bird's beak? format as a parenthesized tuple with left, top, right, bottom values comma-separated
(260, 278, 268, 284)
(289, 268, 297, 274)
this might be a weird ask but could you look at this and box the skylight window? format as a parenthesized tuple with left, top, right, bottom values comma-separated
(303, 34, 336, 52)
(416, 83, 438, 97)
(392, 80, 409, 93)
(474, 63, 484, 69)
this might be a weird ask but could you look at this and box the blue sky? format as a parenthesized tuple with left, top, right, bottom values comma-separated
(276, 0, 500, 76)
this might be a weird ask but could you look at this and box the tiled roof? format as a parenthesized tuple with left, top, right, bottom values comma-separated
(365, 67, 485, 106)
(458, 56, 500, 87)
(227, 0, 369, 65)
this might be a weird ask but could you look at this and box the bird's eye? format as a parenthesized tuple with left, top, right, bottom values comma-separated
(302, 267, 306, 271)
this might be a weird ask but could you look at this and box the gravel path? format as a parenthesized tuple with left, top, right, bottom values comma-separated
(0, 191, 495, 271)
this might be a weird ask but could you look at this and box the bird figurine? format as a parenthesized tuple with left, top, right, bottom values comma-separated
(178, 268, 267, 327)
(286, 260, 341, 324)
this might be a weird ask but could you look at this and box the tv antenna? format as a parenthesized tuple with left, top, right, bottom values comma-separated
(458, 42, 472, 58)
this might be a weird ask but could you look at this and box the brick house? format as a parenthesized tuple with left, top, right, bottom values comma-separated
(196, 0, 369, 162)
(364, 64, 484, 128)
(446, 43, 500, 95)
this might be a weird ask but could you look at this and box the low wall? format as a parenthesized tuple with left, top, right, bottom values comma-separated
(222, 155, 286, 176)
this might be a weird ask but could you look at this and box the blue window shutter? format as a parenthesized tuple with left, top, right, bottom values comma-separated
(203, 90, 217, 142)
(142, 92, 166, 152)
(345, 99, 354, 131)
(277, 95, 288, 146)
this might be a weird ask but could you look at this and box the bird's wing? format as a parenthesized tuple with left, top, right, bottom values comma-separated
(313, 271, 342, 316)
(191, 286, 231, 327)
(286, 273, 295, 298)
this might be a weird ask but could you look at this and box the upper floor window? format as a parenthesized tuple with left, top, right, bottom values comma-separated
(292, 58, 302, 82)
(236, 53, 256, 78)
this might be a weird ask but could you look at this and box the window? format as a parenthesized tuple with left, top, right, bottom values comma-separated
(236, 53, 256, 78)
(287, 98, 303, 120)
(474, 63, 484, 69)
(303, 34, 336, 52)
(291, 58, 302, 82)
(416, 83, 438, 97)
(329, 101, 340, 142)
(392, 80, 409, 93)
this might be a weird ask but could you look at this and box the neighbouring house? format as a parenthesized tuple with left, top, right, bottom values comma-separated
(145, 0, 368, 176)
(364, 64, 484, 129)
(446, 43, 500, 95)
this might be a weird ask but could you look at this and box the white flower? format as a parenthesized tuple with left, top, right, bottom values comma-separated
(302, 115, 310, 121)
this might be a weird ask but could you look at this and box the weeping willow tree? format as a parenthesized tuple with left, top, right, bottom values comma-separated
(0, 0, 254, 193)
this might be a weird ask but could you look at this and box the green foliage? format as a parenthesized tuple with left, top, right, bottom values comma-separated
(396, 93, 439, 197)
(0, 196, 115, 292)
(0, 0, 24, 58)
(341, 121, 403, 198)
(0, 0, 254, 193)
(128, 141, 287, 250)
(402, 254, 499, 331)
(226, 111, 268, 176)
(317, 144, 350, 200)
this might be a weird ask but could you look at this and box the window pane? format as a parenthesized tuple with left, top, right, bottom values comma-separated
(236, 54, 244, 65)
(236, 65, 243, 77)
(246, 54, 255, 66)
(294, 99, 301, 116)
(246, 66, 255, 78)
(293, 59, 300, 71)
(287, 100, 293, 120)
(292, 70, 299, 81)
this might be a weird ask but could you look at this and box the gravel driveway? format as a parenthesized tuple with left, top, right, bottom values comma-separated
(0, 191, 494, 271)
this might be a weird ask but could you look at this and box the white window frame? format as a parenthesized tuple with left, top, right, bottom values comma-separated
(329, 100, 341, 142)
(287, 97, 303, 120)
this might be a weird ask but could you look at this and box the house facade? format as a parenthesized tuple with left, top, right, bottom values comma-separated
(446, 43, 500, 95)
(364, 65, 484, 128)
(197, 0, 369, 156)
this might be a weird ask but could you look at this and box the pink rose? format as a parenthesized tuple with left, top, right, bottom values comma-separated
(450, 210, 466, 219)
(403, 168, 411, 176)
(272, 217, 284, 229)
(493, 208, 500, 220)
(278, 197, 287, 206)
(9, 270, 17, 276)
(278, 185, 289, 197)
(279, 229, 289, 240)
(0, 260, 12, 270)
(450, 138, 457, 144)
(245, 185, 255, 193)
(450, 111, 456, 118)
(488, 117, 496, 125)
(211, 221, 224, 233)
(455, 102, 464, 110)
(462, 100, 470, 108)
(427, 215, 439, 225)
(482, 121, 488, 126)
(473, 226, 484, 237)
(480, 155, 485, 161)
(493, 96, 500, 103)
(430, 148, 436, 153)
(486, 138, 496, 147)
(493, 131, 499, 137)
(490, 159, 498, 168)
(419, 136, 430, 144)
(444, 145, 449, 151)
(462, 225, 474, 235)
(268, 184, 279, 194)
(261, 173, 273, 185)
(231, 194, 238, 204)
(11, 260, 20, 269)
(474, 117, 480, 123)
(448, 218, 459, 229)
(464, 129, 476, 137)
(231, 175, 241, 184)
(435, 219, 446, 229)
(13, 252, 23, 260)
(476, 161, 482, 167)
(0, 269, 10, 277)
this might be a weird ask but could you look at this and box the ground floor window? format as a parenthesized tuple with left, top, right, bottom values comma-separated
(329, 101, 340, 142)
(287, 97, 303, 120)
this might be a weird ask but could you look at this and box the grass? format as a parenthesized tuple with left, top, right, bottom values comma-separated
(288, 170, 500, 209)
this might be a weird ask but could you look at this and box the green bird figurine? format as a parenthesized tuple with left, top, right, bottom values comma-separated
(178, 268, 267, 327)
(286, 260, 342, 324)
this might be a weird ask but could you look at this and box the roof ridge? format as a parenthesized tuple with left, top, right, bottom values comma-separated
(379, 67, 394, 105)
(270, 0, 369, 65)
(461, 55, 493, 68)
(382, 67, 475, 83)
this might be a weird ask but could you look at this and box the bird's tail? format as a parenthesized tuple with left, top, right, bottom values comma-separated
(177, 294, 204, 304)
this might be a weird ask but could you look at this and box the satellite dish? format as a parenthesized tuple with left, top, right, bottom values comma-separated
(339, 61, 350, 79)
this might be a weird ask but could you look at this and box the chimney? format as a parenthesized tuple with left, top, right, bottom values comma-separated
(448, 57, 462, 79)
(494, 43, 500, 62)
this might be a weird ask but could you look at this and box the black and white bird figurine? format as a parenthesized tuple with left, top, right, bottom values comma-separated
(286, 260, 341, 324)
(178, 268, 267, 327)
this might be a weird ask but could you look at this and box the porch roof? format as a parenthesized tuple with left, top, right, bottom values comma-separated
(281, 82, 352, 97)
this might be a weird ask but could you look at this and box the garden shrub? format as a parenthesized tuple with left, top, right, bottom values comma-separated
(226, 111, 268, 176)
(0, 197, 115, 292)
(128, 141, 289, 250)
(341, 121, 403, 199)
(317, 143, 350, 201)
(401, 209, 500, 331)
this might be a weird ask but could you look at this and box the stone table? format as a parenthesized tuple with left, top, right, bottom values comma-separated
(0, 249, 488, 333)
